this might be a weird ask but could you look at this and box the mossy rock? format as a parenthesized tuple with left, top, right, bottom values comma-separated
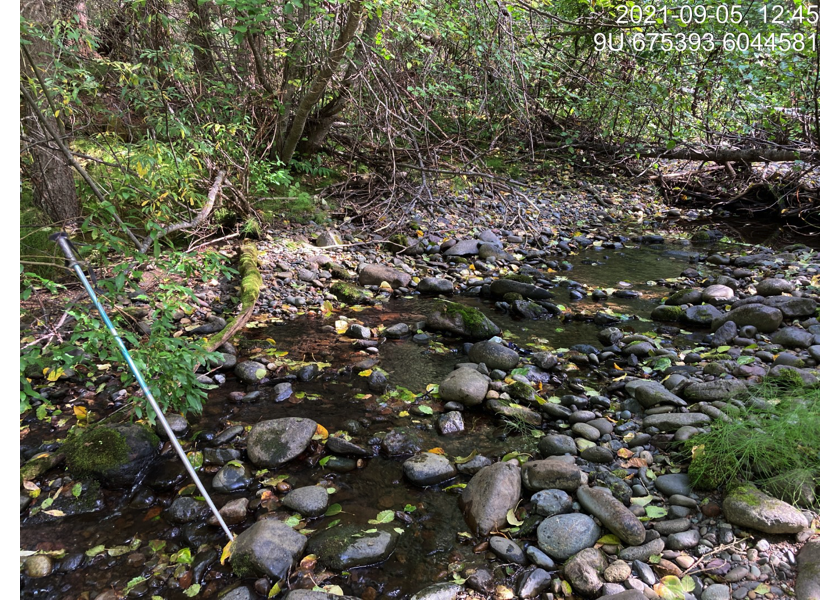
(651, 305, 684, 322)
(506, 381, 536, 403)
(64, 424, 159, 488)
(386, 233, 409, 253)
(326, 262, 354, 281)
(503, 292, 524, 302)
(426, 301, 501, 340)
(330, 282, 374, 304)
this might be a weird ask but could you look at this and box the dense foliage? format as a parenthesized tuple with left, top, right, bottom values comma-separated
(20, 0, 819, 420)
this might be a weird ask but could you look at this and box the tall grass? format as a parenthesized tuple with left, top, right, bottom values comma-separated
(685, 372, 819, 506)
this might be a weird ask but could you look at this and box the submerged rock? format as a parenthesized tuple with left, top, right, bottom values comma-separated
(64, 424, 159, 488)
(230, 519, 307, 579)
(403, 451, 457, 486)
(246, 418, 317, 467)
(307, 524, 400, 569)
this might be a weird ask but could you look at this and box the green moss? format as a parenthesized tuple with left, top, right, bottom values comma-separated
(727, 484, 762, 506)
(330, 282, 373, 304)
(326, 262, 354, 280)
(503, 292, 524, 302)
(63, 427, 130, 477)
(692, 230, 712, 242)
(387, 233, 409, 253)
(438, 301, 485, 331)
(504, 274, 534, 284)
(611, 469, 628, 479)
(205, 242, 261, 351)
(506, 381, 536, 402)
(651, 305, 684, 322)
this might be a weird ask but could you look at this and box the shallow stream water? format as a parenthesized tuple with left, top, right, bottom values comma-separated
(21, 242, 718, 599)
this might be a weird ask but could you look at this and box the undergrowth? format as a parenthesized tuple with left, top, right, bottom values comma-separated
(684, 372, 819, 506)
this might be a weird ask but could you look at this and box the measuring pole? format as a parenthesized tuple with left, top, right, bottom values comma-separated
(51, 232, 234, 542)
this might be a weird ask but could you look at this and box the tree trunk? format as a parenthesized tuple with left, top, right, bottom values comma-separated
(298, 13, 380, 156)
(186, 0, 215, 79)
(21, 0, 81, 225)
(279, 0, 363, 164)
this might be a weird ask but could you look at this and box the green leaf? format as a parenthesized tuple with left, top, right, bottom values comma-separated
(325, 503, 342, 517)
(85, 545, 105, 557)
(417, 405, 434, 415)
(149, 540, 166, 553)
(404, 504, 417, 512)
(630, 495, 654, 506)
(284, 515, 301, 528)
(170, 547, 192, 565)
(645, 505, 668, 519)
(125, 576, 147, 590)
(369, 510, 395, 524)
(184, 584, 201, 597)
(596, 534, 622, 545)
(443, 483, 467, 491)
(71, 482, 82, 498)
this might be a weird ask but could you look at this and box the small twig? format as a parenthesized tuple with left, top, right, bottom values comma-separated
(679, 536, 750, 577)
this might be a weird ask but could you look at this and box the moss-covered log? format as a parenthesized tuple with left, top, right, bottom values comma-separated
(204, 242, 263, 352)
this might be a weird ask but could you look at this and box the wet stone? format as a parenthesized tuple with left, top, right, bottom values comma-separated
(490, 536, 527, 565)
(246, 418, 317, 467)
(307, 524, 400, 570)
(214, 425, 245, 446)
(230, 519, 307, 580)
(282, 485, 329, 517)
(437, 411, 465, 435)
(403, 451, 457, 486)
(325, 435, 371, 457)
(456, 454, 492, 475)
(165, 496, 210, 523)
(272, 383, 293, 402)
(460, 460, 521, 536)
(212, 463, 252, 493)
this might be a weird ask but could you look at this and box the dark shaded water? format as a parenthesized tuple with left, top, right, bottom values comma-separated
(20, 242, 708, 599)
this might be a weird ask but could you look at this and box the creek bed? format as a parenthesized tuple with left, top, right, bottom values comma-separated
(21, 242, 716, 599)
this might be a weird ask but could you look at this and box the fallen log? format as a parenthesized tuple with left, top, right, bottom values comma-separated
(204, 241, 262, 353)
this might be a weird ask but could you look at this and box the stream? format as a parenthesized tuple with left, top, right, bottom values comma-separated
(21, 237, 815, 600)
